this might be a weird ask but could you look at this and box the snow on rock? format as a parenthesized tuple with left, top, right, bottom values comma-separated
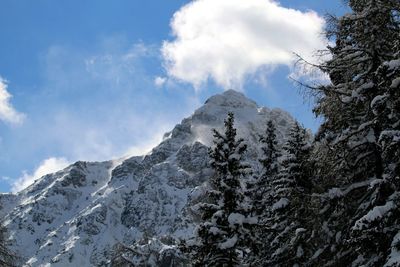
(1, 90, 297, 266)
(0, 193, 20, 217)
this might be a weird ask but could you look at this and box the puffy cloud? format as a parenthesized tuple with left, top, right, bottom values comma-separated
(162, 0, 327, 89)
(12, 157, 70, 193)
(0, 77, 25, 125)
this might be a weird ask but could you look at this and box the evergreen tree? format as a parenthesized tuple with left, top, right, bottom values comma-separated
(265, 122, 313, 266)
(258, 120, 280, 199)
(249, 120, 280, 265)
(309, 0, 400, 265)
(251, 120, 280, 217)
(187, 112, 253, 266)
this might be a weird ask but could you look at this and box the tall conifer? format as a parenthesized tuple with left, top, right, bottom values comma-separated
(187, 113, 253, 266)
(310, 0, 400, 265)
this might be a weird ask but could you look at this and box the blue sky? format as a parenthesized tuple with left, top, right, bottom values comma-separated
(0, 0, 347, 192)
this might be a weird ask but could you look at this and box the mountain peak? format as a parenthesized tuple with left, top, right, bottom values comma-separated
(3, 90, 297, 266)
(204, 89, 258, 109)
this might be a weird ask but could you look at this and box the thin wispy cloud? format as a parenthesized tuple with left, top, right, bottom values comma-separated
(0, 77, 25, 125)
(12, 157, 70, 193)
(162, 0, 328, 90)
(4, 37, 198, 191)
(37, 38, 192, 160)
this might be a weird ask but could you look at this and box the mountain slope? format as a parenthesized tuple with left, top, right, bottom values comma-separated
(1, 90, 297, 266)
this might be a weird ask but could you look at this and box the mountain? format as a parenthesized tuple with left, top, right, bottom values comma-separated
(1, 90, 297, 266)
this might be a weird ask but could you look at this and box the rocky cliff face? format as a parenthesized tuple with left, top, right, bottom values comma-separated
(1, 90, 296, 266)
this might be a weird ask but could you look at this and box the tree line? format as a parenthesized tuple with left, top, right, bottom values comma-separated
(184, 0, 400, 265)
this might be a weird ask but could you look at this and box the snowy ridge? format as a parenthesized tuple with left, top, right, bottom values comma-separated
(1, 90, 297, 266)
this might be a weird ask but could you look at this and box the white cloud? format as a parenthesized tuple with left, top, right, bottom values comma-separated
(0, 77, 25, 125)
(12, 157, 70, 193)
(154, 76, 167, 87)
(123, 130, 167, 157)
(162, 0, 327, 90)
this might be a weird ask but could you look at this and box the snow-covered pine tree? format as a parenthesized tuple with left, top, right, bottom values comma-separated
(309, 0, 400, 265)
(357, 4, 400, 264)
(376, 31, 400, 190)
(257, 120, 280, 206)
(250, 120, 280, 217)
(265, 122, 313, 266)
(187, 112, 254, 266)
(248, 120, 280, 265)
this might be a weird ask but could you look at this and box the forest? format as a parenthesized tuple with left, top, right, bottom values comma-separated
(113, 0, 400, 266)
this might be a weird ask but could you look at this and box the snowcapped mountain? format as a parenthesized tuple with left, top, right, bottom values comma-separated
(1, 90, 297, 266)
